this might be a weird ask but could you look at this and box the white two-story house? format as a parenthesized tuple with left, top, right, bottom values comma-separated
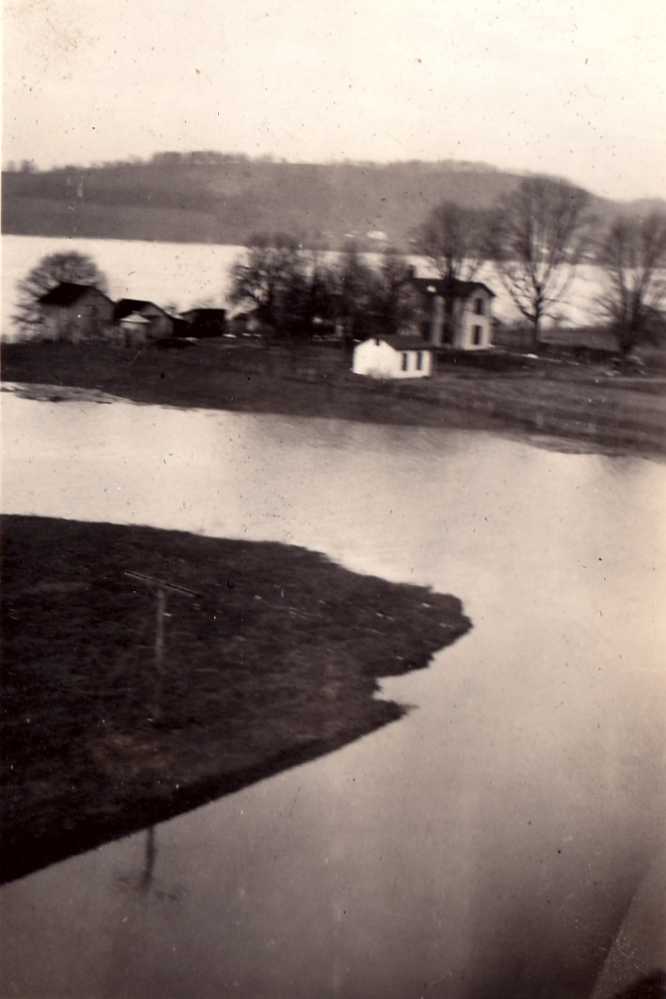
(410, 276, 495, 350)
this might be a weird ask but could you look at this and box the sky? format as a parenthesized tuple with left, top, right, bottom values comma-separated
(3, 0, 665, 201)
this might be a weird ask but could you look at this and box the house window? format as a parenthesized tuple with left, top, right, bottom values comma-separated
(472, 325, 483, 346)
(401, 352, 409, 371)
(474, 297, 484, 315)
(416, 351, 423, 371)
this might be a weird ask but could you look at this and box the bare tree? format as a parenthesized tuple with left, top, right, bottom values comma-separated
(597, 211, 666, 355)
(14, 251, 108, 337)
(419, 201, 491, 282)
(228, 233, 306, 333)
(490, 176, 592, 349)
(230, 236, 419, 342)
(302, 248, 338, 331)
(371, 251, 419, 336)
(324, 243, 376, 343)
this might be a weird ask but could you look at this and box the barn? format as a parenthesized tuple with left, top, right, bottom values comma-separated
(38, 283, 114, 342)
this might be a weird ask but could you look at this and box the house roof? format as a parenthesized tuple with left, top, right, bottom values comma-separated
(119, 311, 151, 325)
(38, 282, 109, 306)
(411, 277, 496, 299)
(113, 298, 168, 322)
(361, 336, 436, 351)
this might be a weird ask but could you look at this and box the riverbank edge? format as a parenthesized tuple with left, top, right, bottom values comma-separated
(5, 374, 664, 461)
(3, 340, 665, 458)
(1, 515, 471, 884)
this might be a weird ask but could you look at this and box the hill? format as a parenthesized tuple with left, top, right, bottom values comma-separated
(1, 155, 527, 248)
(3, 154, 664, 249)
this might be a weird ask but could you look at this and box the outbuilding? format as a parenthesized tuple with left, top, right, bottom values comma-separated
(38, 283, 114, 342)
(113, 299, 174, 341)
(118, 311, 152, 346)
(352, 336, 434, 379)
(179, 308, 227, 338)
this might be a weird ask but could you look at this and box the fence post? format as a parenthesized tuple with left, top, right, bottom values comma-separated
(153, 587, 167, 721)
(124, 571, 199, 725)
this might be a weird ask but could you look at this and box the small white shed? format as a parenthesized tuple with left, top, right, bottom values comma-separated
(119, 311, 152, 346)
(352, 337, 434, 379)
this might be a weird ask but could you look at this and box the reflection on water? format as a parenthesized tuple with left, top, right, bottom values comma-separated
(139, 828, 156, 895)
(1, 395, 665, 998)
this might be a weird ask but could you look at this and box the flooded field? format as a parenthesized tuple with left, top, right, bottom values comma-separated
(1, 394, 665, 997)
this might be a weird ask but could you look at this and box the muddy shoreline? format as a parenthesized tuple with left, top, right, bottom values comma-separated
(3, 340, 665, 458)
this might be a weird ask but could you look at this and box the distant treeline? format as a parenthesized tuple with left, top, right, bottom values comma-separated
(3, 152, 664, 250)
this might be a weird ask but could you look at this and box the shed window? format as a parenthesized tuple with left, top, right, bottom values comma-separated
(472, 325, 483, 346)
(416, 351, 423, 370)
(401, 352, 409, 371)
(474, 297, 485, 315)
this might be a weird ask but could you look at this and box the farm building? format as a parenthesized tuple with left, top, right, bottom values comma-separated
(113, 299, 174, 341)
(493, 323, 621, 358)
(180, 308, 227, 338)
(352, 337, 434, 379)
(411, 277, 495, 350)
(118, 311, 152, 346)
(38, 283, 114, 342)
(228, 309, 265, 337)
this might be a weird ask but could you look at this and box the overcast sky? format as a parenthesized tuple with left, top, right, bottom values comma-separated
(3, 0, 665, 200)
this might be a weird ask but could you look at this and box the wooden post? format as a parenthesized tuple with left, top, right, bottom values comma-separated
(153, 588, 167, 721)
(124, 571, 199, 725)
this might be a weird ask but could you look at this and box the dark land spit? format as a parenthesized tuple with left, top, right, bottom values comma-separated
(1, 515, 470, 883)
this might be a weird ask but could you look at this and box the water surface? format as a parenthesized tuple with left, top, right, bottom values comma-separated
(2, 394, 664, 998)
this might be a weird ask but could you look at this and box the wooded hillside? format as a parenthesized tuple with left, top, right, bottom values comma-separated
(3, 153, 662, 249)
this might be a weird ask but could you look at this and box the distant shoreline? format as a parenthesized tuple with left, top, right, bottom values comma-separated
(2, 229, 248, 250)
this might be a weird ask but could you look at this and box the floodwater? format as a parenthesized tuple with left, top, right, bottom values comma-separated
(1, 393, 665, 998)
(2, 233, 607, 337)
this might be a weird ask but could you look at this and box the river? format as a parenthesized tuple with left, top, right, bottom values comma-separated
(1, 393, 665, 998)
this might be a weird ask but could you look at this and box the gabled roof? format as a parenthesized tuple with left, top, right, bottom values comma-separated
(411, 277, 496, 299)
(113, 298, 168, 322)
(38, 282, 110, 306)
(119, 311, 151, 325)
(360, 336, 435, 351)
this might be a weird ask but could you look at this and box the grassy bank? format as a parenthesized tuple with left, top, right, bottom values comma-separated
(3, 340, 666, 456)
(1, 515, 470, 884)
